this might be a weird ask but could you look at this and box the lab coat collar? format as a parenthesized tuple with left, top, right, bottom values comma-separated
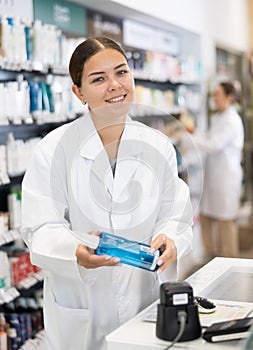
(79, 113, 142, 159)
(79, 113, 143, 198)
(79, 113, 104, 160)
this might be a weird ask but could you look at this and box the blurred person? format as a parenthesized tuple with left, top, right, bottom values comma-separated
(182, 81, 244, 259)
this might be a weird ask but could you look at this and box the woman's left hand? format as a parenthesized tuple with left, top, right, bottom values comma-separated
(151, 234, 177, 272)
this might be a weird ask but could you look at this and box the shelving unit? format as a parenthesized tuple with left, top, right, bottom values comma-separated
(133, 77, 201, 116)
(0, 229, 20, 246)
(0, 286, 20, 305)
(16, 271, 44, 290)
(0, 229, 43, 300)
(0, 121, 70, 144)
(0, 19, 83, 349)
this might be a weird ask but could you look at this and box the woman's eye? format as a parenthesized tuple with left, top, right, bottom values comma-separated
(117, 70, 128, 76)
(92, 76, 104, 83)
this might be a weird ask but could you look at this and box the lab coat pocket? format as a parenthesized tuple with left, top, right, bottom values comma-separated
(45, 287, 90, 350)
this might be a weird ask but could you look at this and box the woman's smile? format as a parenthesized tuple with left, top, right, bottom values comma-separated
(105, 94, 127, 103)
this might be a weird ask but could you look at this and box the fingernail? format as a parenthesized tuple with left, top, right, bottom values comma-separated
(150, 248, 155, 254)
(157, 268, 162, 274)
(116, 262, 122, 266)
(114, 257, 120, 263)
(104, 255, 112, 260)
(157, 259, 163, 266)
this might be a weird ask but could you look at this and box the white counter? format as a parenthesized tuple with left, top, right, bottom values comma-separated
(106, 257, 253, 350)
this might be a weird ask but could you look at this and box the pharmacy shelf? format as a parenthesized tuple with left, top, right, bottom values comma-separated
(0, 59, 68, 75)
(0, 271, 44, 305)
(20, 330, 45, 350)
(0, 286, 20, 305)
(16, 271, 44, 290)
(134, 74, 201, 86)
(0, 119, 74, 144)
(0, 229, 20, 246)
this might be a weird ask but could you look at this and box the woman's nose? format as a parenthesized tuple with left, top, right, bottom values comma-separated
(107, 76, 121, 90)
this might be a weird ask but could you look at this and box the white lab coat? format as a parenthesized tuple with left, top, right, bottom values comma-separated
(187, 106, 244, 219)
(21, 113, 193, 350)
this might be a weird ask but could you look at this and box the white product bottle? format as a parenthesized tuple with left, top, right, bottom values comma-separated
(0, 145, 10, 185)
(33, 19, 43, 68)
(0, 83, 8, 125)
(12, 17, 26, 65)
(0, 17, 11, 62)
(8, 191, 21, 229)
(6, 132, 17, 177)
(0, 250, 11, 289)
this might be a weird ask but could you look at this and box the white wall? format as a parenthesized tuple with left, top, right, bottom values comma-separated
(110, 0, 249, 79)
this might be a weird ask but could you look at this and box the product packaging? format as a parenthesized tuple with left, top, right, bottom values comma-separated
(95, 232, 160, 271)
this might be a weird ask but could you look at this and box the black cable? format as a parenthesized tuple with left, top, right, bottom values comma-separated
(164, 310, 187, 350)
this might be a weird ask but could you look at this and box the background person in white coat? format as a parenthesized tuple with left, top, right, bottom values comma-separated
(183, 81, 244, 259)
(21, 37, 193, 350)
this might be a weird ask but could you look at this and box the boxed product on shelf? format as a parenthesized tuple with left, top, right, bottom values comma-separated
(10, 250, 35, 286)
(0, 244, 41, 287)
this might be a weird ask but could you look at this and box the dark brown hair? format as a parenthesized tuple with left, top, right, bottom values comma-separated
(69, 36, 127, 88)
(219, 81, 240, 103)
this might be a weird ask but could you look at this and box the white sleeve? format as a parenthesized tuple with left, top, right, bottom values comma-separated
(183, 119, 237, 155)
(21, 143, 96, 280)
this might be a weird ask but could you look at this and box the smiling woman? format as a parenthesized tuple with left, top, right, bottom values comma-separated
(70, 37, 135, 151)
(21, 36, 194, 350)
(73, 50, 133, 108)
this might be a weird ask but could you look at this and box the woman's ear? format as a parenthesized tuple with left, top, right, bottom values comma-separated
(72, 84, 86, 104)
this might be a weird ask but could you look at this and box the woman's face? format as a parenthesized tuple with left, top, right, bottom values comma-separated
(212, 85, 232, 112)
(73, 48, 135, 111)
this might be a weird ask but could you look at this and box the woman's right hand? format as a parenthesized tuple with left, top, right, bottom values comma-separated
(75, 231, 120, 269)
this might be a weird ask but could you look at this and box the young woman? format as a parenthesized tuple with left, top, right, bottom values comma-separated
(21, 37, 193, 350)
